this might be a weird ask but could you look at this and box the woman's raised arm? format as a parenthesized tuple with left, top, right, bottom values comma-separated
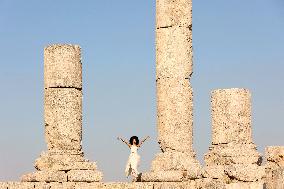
(117, 136, 131, 148)
(138, 136, 150, 147)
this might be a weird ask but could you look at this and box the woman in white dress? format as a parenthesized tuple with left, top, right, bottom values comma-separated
(117, 136, 150, 181)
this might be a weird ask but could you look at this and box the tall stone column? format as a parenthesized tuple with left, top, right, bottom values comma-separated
(21, 44, 103, 182)
(204, 88, 265, 184)
(142, 0, 202, 181)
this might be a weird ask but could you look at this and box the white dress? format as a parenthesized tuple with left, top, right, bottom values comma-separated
(125, 145, 141, 177)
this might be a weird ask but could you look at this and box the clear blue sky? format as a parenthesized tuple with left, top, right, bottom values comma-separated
(0, 0, 283, 182)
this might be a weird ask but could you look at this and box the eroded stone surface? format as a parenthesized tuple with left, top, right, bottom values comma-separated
(156, 0, 192, 28)
(0, 180, 229, 189)
(34, 150, 97, 171)
(156, 78, 193, 153)
(224, 164, 265, 182)
(225, 182, 264, 189)
(204, 143, 261, 166)
(44, 44, 82, 89)
(44, 88, 82, 151)
(156, 27, 192, 80)
(150, 151, 201, 176)
(264, 146, 284, 189)
(21, 170, 67, 182)
(211, 88, 253, 145)
(266, 146, 284, 166)
(67, 170, 103, 182)
(204, 88, 264, 185)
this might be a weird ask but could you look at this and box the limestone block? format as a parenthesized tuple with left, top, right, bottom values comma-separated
(150, 151, 201, 175)
(35, 150, 87, 170)
(225, 182, 264, 189)
(203, 165, 228, 180)
(153, 181, 197, 189)
(156, 0, 192, 28)
(273, 168, 284, 189)
(33, 182, 75, 189)
(265, 167, 284, 189)
(21, 170, 67, 182)
(4, 182, 36, 189)
(87, 183, 154, 189)
(211, 88, 253, 145)
(224, 164, 265, 182)
(266, 146, 284, 166)
(204, 144, 261, 166)
(67, 170, 103, 182)
(141, 170, 188, 182)
(196, 178, 227, 189)
(156, 27, 192, 80)
(35, 155, 97, 171)
(44, 44, 82, 88)
(157, 78, 193, 152)
(44, 88, 82, 151)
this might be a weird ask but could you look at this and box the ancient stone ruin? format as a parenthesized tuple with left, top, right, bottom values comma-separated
(141, 0, 202, 182)
(21, 45, 103, 183)
(204, 89, 265, 185)
(0, 0, 283, 188)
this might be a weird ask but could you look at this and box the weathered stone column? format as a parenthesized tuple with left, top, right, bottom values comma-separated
(21, 44, 102, 182)
(264, 146, 284, 189)
(142, 0, 202, 181)
(204, 88, 265, 185)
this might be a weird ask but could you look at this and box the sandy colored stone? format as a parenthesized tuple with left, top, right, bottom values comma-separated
(204, 143, 261, 166)
(225, 182, 264, 189)
(33, 182, 75, 189)
(266, 146, 284, 166)
(203, 165, 228, 180)
(21, 170, 67, 182)
(81, 182, 154, 189)
(150, 151, 201, 174)
(35, 150, 85, 170)
(35, 152, 97, 171)
(156, 0, 192, 28)
(272, 168, 284, 189)
(264, 146, 284, 188)
(2, 182, 36, 189)
(44, 88, 82, 151)
(44, 44, 82, 89)
(67, 170, 103, 182)
(141, 170, 190, 182)
(156, 26, 192, 80)
(211, 88, 253, 145)
(145, 0, 199, 182)
(224, 164, 265, 182)
(157, 78, 193, 153)
(265, 166, 284, 189)
(0, 181, 228, 189)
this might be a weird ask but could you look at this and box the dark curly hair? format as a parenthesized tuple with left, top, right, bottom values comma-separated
(129, 136, 139, 145)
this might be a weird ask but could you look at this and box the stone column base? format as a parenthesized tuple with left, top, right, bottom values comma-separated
(21, 150, 103, 182)
(141, 151, 202, 182)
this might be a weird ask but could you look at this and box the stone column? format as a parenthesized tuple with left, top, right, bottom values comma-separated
(21, 44, 102, 182)
(204, 88, 265, 184)
(264, 146, 284, 189)
(142, 0, 202, 181)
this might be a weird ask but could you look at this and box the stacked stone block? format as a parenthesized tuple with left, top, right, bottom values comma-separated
(21, 44, 102, 182)
(142, 0, 202, 181)
(264, 146, 284, 189)
(204, 89, 265, 185)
